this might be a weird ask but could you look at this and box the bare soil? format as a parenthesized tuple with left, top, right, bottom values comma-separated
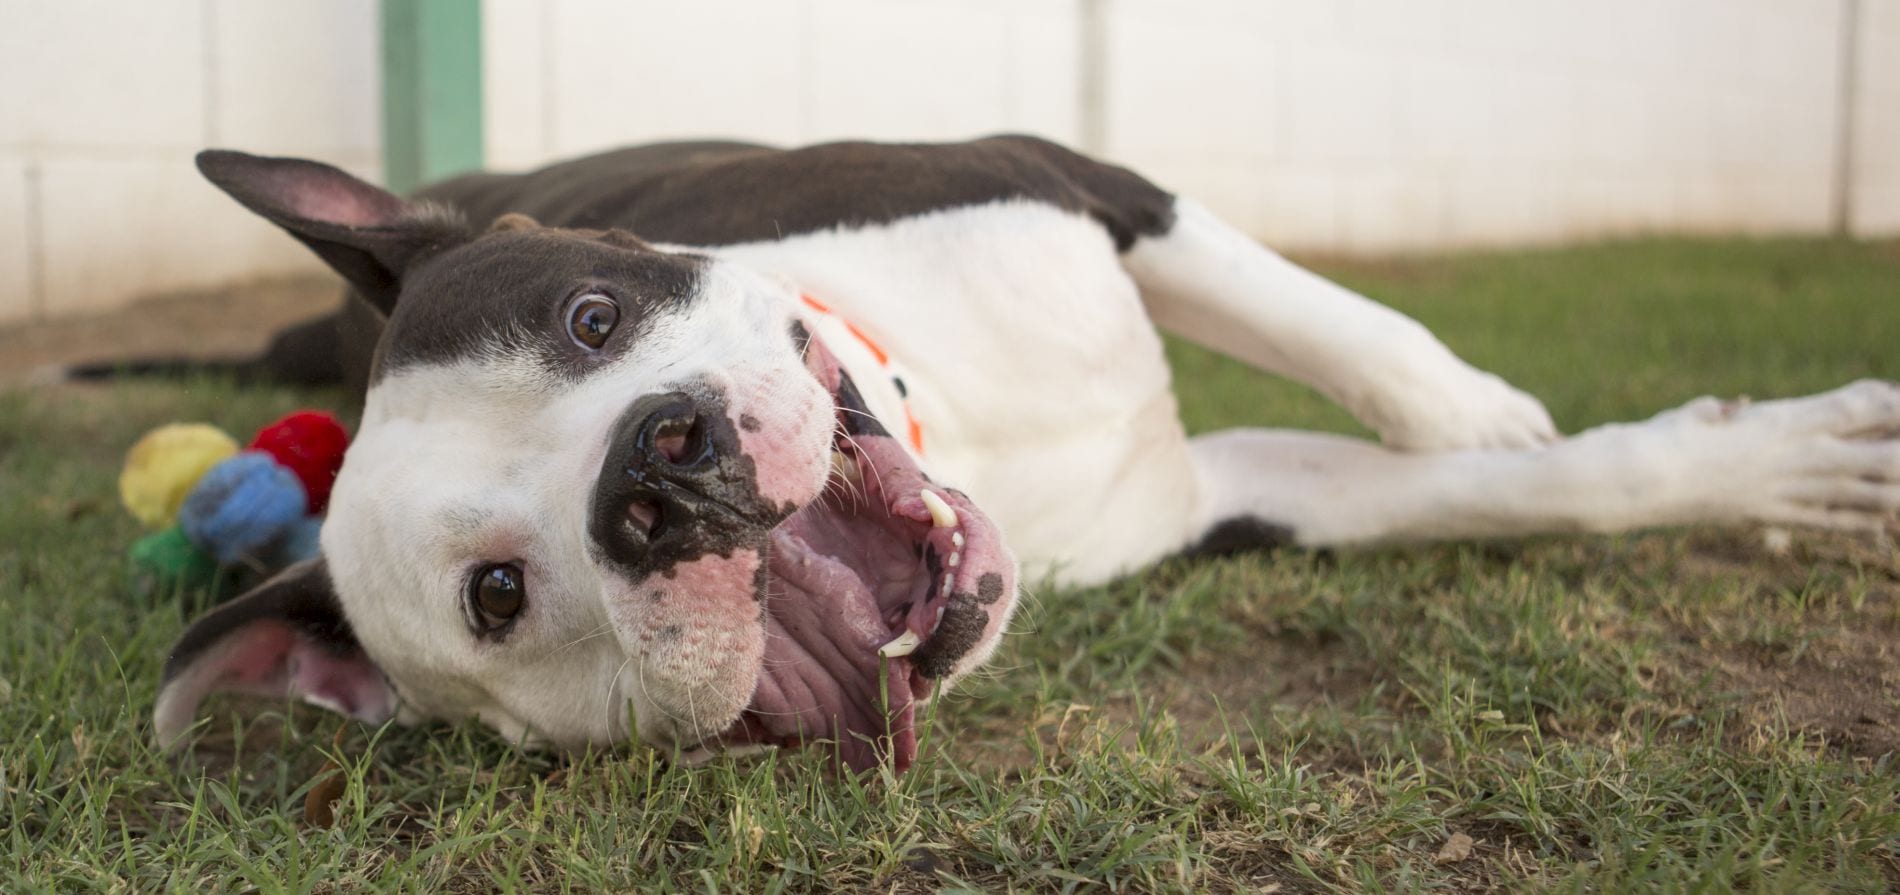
(1665, 531, 1900, 759)
(1702, 631, 1900, 758)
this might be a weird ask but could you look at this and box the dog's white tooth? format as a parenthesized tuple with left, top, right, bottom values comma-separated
(878, 629, 922, 658)
(947, 551, 961, 568)
(920, 489, 957, 528)
(942, 573, 955, 595)
(932, 605, 946, 633)
(951, 531, 965, 548)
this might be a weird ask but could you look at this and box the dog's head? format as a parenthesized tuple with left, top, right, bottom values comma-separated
(153, 151, 1018, 772)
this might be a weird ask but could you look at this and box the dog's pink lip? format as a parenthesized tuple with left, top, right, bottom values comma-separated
(717, 422, 959, 773)
(697, 334, 1012, 774)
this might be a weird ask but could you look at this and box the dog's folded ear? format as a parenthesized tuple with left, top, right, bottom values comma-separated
(196, 149, 470, 315)
(153, 558, 396, 750)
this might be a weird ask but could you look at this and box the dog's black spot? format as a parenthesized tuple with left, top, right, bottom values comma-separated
(656, 624, 682, 641)
(1184, 516, 1296, 559)
(913, 594, 989, 679)
(914, 572, 1011, 677)
(975, 572, 1005, 606)
(833, 370, 891, 439)
(738, 413, 762, 433)
(788, 320, 811, 358)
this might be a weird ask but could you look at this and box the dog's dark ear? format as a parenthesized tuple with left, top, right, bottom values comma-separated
(197, 149, 469, 314)
(153, 558, 396, 749)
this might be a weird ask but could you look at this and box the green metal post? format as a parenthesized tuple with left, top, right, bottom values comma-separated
(382, 0, 485, 194)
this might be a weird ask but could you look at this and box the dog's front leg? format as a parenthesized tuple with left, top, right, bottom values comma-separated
(1123, 198, 1557, 451)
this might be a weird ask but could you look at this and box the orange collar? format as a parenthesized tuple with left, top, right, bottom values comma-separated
(801, 294, 925, 456)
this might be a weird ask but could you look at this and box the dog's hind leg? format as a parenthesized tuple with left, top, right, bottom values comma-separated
(1123, 198, 1556, 452)
(1181, 381, 1900, 553)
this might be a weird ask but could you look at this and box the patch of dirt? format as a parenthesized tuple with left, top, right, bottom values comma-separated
(0, 274, 341, 384)
(1161, 633, 1385, 744)
(1667, 531, 1900, 759)
(946, 633, 1386, 774)
(1675, 527, 1900, 587)
(1683, 622, 1900, 759)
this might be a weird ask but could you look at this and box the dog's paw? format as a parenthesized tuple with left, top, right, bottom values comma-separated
(1644, 380, 1900, 536)
(1357, 356, 1558, 452)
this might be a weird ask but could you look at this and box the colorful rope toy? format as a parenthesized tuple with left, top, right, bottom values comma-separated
(120, 410, 348, 601)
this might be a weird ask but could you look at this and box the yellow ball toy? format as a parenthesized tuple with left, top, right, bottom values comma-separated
(119, 423, 240, 529)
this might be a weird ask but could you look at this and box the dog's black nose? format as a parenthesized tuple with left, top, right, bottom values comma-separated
(589, 389, 787, 577)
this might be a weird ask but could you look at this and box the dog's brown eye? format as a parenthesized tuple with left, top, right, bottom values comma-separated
(468, 563, 526, 632)
(567, 293, 619, 350)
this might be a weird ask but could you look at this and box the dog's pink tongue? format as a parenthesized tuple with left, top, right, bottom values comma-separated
(755, 527, 920, 772)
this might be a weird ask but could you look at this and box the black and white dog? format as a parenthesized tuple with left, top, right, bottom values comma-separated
(155, 137, 1900, 773)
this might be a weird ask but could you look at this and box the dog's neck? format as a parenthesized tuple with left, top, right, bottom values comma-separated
(797, 292, 928, 458)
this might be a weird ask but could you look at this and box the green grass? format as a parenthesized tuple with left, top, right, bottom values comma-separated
(3, 237, 1898, 893)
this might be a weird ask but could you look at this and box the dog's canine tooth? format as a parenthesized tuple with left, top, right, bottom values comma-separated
(920, 489, 957, 528)
(878, 629, 922, 658)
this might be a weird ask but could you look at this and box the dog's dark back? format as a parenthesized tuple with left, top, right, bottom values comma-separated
(86, 136, 1172, 395)
(418, 136, 1171, 250)
(415, 140, 775, 232)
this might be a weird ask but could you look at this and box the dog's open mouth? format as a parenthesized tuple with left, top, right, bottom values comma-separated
(715, 337, 1014, 773)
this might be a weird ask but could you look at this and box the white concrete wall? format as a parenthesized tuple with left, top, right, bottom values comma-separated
(0, 0, 380, 325)
(484, 0, 1889, 256)
(3, 0, 1897, 326)
(1102, 0, 1851, 252)
(1853, 0, 1900, 233)
(479, 0, 1085, 168)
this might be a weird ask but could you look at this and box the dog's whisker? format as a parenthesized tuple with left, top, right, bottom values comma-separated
(836, 430, 890, 497)
(734, 705, 804, 719)
(634, 660, 695, 732)
(604, 652, 636, 736)
(820, 474, 869, 514)
(830, 419, 882, 502)
(684, 680, 703, 750)
(549, 623, 614, 656)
